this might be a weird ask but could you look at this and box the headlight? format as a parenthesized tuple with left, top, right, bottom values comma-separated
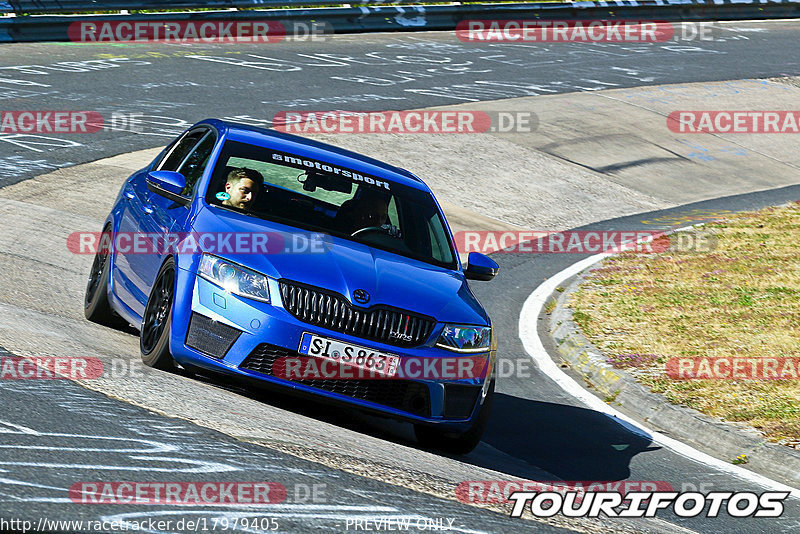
(198, 254, 270, 303)
(436, 324, 492, 353)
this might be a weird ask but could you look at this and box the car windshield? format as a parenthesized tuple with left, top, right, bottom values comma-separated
(205, 140, 457, 269)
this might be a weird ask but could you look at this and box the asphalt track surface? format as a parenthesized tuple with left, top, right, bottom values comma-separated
(1, 20, 800, 186)
(0, 349, 540, 534)
(1, 21, 800, 534)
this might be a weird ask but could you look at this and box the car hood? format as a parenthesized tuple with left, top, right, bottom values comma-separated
(191, 206, 489, 325)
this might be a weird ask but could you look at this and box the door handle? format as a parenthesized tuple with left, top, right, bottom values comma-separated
(124, 190, 135, 199)
(142, 205, 154, 214)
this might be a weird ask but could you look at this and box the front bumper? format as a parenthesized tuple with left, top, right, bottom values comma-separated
(170, 268, 494, 430)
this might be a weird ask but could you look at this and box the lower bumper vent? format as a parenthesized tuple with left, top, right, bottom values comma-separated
(241, 343, 431, 417)
(185, 312, 241, 359)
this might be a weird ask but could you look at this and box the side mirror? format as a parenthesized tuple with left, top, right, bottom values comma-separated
(464, 252, 499, 281)
(146, 170, 189, 205)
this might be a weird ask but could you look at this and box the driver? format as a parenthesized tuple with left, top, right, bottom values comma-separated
(357, 192, 390, 229)
(337, 189, 392, 235)
(221, 168, 262, 210)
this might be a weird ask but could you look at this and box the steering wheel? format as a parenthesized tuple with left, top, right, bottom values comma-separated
(350, 226, 385, 237)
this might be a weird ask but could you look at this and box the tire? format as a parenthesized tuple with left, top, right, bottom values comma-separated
(84, 225, 127, 328)
(140, 257, 176, 370)
(415, 380, 495, 455)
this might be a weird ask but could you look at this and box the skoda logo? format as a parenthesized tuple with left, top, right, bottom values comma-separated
(353, 289, 370, 305)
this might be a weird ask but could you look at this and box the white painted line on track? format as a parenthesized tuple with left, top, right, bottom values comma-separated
(517, 233, 800, 500)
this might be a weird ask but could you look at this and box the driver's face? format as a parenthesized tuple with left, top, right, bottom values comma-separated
(358, 199, 389, 228)
(362, 202, 388, 227)
(224, 178, 256, 209)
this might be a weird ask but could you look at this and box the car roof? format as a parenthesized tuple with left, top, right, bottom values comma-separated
(198, 119, 430, 192)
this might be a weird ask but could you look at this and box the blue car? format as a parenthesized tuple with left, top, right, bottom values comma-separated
(84, 119, 499, 453)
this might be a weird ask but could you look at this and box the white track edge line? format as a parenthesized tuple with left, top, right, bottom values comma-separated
(517, 228, 800, 500)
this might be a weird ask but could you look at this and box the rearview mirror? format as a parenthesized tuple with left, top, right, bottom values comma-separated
(301, 171, 353, 194)
(464, 252, 499, 281)
(146, 170, 189, 205)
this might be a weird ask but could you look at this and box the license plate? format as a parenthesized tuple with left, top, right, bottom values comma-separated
(298, 333, 400, 378)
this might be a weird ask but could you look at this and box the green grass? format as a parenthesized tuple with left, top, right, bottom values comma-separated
(570, 203, 800, 446)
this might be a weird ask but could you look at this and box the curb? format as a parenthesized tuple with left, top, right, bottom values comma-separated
(545, 263, 800, 490)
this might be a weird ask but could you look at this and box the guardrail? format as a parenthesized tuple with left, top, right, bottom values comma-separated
(6, 0, 741, 13)
(2, 0, 800, 42)
(0, 0, 607, 12)
(1, 1, 302, 13)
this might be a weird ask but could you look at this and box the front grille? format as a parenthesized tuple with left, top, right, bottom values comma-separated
(185, 312, 241, 359)
(241, 343, 431, 417)
(279, 280, 435, 348)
